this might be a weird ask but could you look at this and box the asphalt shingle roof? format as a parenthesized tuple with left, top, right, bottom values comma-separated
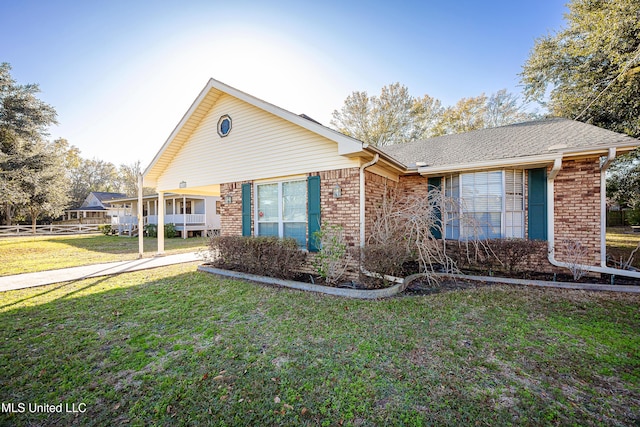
(379, 118, 639, 168)
(91, 192, 128, 202)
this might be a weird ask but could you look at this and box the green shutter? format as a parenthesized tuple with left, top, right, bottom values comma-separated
(307, 175, 321, 252)
(241, 183, 251, 237)
(527, 168, 547, 241)
(428, 177, 443, 239)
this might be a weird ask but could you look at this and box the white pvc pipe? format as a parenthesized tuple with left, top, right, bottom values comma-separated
(547, 152, 640, 279)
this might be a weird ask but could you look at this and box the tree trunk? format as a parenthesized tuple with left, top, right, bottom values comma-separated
(2, 203, 13, 226)
(30, 207, 38, 234)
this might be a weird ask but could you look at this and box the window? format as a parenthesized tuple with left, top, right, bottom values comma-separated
(179, 201, 192, 214)
(256, 180, 307, 246)
(444, 170, 525, 240)
(504, 170, 524, 238)
(217, 115, 232, 137)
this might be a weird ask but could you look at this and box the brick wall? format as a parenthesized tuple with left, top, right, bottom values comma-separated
(218, 159, 604, 277)
(219, 168, 362, 278)
(393, 166, 603, 273)
(308, 167, 361, 248)
(220, 181, 252, 237)
(552, 157, 602, 266)
(364, 171, 399, 243)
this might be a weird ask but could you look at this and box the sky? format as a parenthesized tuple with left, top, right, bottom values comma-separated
(1, 0, 568, 167)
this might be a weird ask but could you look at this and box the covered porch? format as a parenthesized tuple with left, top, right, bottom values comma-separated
(111, 193, 220, 238)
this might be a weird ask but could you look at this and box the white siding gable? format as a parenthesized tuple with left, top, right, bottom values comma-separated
(156, 94, 359, 191)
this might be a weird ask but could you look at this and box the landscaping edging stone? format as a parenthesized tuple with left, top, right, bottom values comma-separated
(198, 265, 640, 298)
(197, 265, 407, 299)
(445, 272, 640, 293)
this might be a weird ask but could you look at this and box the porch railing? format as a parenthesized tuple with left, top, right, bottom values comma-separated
(112, 214, 206, 226)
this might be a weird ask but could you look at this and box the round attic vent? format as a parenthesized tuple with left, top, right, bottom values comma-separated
(217, 115, 232, 137)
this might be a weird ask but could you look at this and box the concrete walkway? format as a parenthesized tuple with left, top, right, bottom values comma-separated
(0, 252, 202, 292)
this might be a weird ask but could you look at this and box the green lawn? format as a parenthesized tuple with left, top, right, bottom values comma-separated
(0, 234, 208, 276)
(1, 264, 638, 426)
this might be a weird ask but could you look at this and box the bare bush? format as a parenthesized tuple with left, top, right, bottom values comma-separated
(312, 224, 352, 286)
(367, 185, 492, 285)
(611, 242, 640, 271)
(561, 239, 589, 281)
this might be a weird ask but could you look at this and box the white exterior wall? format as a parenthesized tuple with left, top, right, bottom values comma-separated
(155, 94, 359, 191)
(206, 196, 221, 230)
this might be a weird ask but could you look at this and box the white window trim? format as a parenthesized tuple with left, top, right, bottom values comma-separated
(444, 169, 525, 240)
(254, 179, 307, 242)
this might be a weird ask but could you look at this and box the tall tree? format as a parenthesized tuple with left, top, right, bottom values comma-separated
(330, 90, 374, 145)
(607, 149, 640, 212)
(118, 161, 155, 197)
(332, 84, 533, 145)
(331, 83, 438, 147)
(410, 94, 444, 140)
(0, 63, 63, 226)
(67, 158, 119, 208)
(14, 139, 70, 230)
(520, 0, 640, 138)
(485, 89, 536, 129)
(432, 94, 488, 136)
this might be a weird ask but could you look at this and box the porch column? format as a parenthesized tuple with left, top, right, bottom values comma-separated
(183, 195, 187, 239)
(137, 173, 144, 258)
(157, 191, 165, 255)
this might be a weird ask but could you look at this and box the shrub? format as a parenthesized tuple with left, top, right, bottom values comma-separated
(312, 224, 352, 286)
(361, 243, 413, 279)
(208, 236, 306, 280)
(561, 239, 588, 281)
(144, 223, 177, 238)
(628, 209, 640, 226)
(447, 238, 549, 276)
(98, 224, 113, 235)
(165, 223, 177, 238)
(144, 224, 157, 238)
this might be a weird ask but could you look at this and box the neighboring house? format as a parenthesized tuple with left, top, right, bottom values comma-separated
(142, 78, 640, 277)
(62, 192, 127, 224)
(109, 194, 221, 238)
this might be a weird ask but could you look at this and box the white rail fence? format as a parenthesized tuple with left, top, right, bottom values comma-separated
(0, 224, 101, 236)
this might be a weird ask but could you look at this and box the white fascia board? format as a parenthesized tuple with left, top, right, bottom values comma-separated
(417, 154, 560, 175)
(143, 79, 217, 179)
(554, 142, 639, 158)
(207, 79, 365, 156)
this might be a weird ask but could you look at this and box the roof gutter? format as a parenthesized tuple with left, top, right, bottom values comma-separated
(546, 149, 640, 279)
(416, 154, 562, 176)
(363, 144, 408, 172)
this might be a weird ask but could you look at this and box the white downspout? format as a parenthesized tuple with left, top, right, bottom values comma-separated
(600, 148, 616, 266)
(360, 154, 379, 248)
(547, 150, 640, 279)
